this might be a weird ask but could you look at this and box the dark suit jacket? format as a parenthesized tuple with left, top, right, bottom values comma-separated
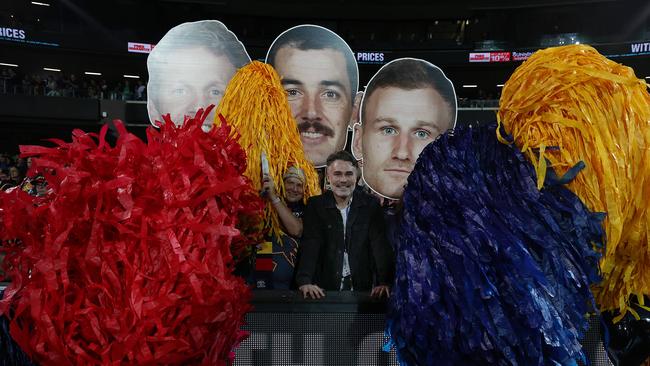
(295, 188, 394, 291)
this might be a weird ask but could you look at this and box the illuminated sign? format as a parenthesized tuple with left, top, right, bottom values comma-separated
(0, 26, 58, 47)
(355, 52, 386, 64)
(0, 27, 25, 40)
(490, 52, 511, 62)
(630, 42, 650, 54)
(469, 52, 491, 62)
(470, 52, 512, 63)
(128, 42, 155, 54)
(599, 41, 650, 58)
(512, 51, 534, 61)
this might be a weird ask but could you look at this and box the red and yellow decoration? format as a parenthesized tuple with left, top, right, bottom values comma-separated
(215, 61, 320, 237)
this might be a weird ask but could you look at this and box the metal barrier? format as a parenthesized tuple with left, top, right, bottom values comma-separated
(0, 285, 612, 366)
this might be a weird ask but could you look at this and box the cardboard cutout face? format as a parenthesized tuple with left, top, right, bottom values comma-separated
(266, 25, 360, 168)
(147, 20, 250, 131)
(352, 58, 457, 200)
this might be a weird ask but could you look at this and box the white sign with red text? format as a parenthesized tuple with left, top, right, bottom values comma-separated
(469, 52, 491, 63)
(128, 42, 155, 54)
(490, 52, 511, 62)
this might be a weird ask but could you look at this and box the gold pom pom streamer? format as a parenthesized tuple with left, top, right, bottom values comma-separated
(215, 61, 321, 238)
(497, 45, 650, 320)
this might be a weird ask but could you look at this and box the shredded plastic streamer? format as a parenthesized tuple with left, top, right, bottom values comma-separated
(497, 44, 650, 319)
(386, 123, 602, 366)
(0, 107, 263, 365)
(215, 61, 320, 238)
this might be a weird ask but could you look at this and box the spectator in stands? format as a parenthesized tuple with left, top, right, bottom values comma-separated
(352, 58, 457, 199)
(135, 80, 146, 101)
(1, 67, 16, 93)
(8, 166, 22, 185)
(1, 166, 22, 190)
(252, 166, 306, 289)
(0, 154, 9, 170)
(121, 80, 132, 100)
(86, 84, 96, 98)
(147, 20, 250, 131)
(266, 25, 360, 168)
(99, 79, 108, 98)
(19, 174, 47, 197)
(32, 75, 44, 96)
(262, 166, 305, 238)
(21, 76, 30, 95)
(66, 74, 79, 97)
(0, 169, 9, 188)
(111, 81, 122, 100)
(15, 157, 27, 176)
(295, 151, 393, 299)
(46, 78, 60, 97)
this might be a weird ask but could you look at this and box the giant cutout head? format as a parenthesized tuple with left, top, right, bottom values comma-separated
(147, 20, 251, 131)
(352, 58, 457, 199)
(266, 25, 360, 168)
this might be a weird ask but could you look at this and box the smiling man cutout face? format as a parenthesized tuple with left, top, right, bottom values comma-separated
(267, 25, 359, 167)
(352, 58, 457, 199)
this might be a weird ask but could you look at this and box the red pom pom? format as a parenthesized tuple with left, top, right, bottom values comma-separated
(0, 106, 263, 365)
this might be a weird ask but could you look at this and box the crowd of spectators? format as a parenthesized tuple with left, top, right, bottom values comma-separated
(457, 89, 501, 108)
(0, 153, 48, 196)
(1, 67, 147, 101)
(0, 153, 40, 280)
(0, 66, 504, 107)
(0, 153, 28, 191)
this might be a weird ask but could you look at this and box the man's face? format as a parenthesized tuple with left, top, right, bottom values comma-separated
(354, 86, 452, 199)
(273, 47, 353, 167)
(326, 160, 357, 200)
(284, 176, 304, 203)
(148, 47, 237, 131)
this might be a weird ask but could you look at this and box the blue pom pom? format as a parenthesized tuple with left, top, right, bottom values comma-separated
(386, 123, 602, 366)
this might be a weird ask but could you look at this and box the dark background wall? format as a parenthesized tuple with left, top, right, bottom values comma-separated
(0, 0, 648, 152)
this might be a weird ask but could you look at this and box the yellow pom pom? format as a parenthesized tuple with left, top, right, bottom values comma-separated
(215, 61, 321, 238)
(498, 44, 650, 319)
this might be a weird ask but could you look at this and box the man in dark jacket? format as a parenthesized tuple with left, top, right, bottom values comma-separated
(296, 151, 394, 299)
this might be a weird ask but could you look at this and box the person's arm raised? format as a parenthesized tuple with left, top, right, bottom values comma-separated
(262, 174, 303, 237)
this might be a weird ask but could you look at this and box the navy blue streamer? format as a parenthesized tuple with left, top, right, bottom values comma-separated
(385, 123, 603, 366)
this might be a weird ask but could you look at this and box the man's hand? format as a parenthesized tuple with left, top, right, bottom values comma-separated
(370, 285, 390, 298)
(298, 284, 325, 299)
(261, 174, 277, 200)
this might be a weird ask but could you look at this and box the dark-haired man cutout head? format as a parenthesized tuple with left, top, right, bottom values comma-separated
(266, 25, 360, 167)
